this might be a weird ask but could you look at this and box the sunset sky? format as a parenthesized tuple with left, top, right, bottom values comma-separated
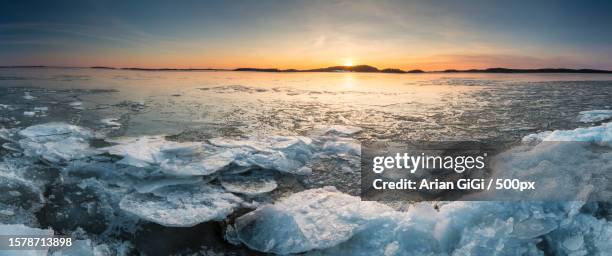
(1, 0, 612, 71)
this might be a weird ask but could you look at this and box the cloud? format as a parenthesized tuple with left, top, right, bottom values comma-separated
(312, 35, 326, 47)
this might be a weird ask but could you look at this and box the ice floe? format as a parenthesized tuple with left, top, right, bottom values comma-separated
(100, 117, 122, 128)
(106, 135, 315, 176)
(17, 122, 98, 163)
(69, 101, 84, 110)
(119, 183, 243, 227)
(578, 110, 612, 123)
(23, 92, 36, 100)
(220, 171, 277, 196)
(321, 138, 361, 156)
(105, 136, 234, 175)
(522, 121, 611, 147)
(235, 186, 391, 254)
(317, 125, 362, 135)
(208, 136, 314, 175)
(105, 136, 179, 168)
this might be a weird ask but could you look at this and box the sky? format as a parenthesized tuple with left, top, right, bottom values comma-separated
(1, 0, 612, 71)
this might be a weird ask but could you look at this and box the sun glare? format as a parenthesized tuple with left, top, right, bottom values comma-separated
(343, 59, 354, 66)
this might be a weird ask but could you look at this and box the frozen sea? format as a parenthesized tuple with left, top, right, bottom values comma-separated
(0, 68, 611, 255)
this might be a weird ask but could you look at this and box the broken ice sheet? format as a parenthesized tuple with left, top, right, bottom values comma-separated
(235, 186, 390, 254)
(315, 124, 362, 135)
(521, 121, 612, 147)
(23, 91, 36, 100)
(104, 136, 233, 176)
(105, 136, 173, 168)
(320, 137, 361, 156)
(220, 170, 277, 196)
(208, 135, 314, 174)
(119, 183, 243, 227)
(578, 110, 612, 123)
(69, 101, 84, 110)
(106, 135, 315, 176)
(134, 176, 212, 193)
(233, 184, 612, 255)
(158, 144, 238, 176)
(16, 122, 99, 163)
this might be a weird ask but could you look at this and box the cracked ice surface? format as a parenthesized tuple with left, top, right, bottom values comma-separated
(119, 183, 243, 227)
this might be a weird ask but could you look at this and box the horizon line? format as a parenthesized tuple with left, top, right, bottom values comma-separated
(1, 65, 612, 74)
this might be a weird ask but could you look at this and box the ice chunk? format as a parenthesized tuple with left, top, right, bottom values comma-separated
(578, 110, 612, 123)
(105, 136, 176, 167)
(19, 122, 93, 139)
(69, 101, 84, 110)
(224, 225, 242, 246)
(522, 121, 612, 147)
(23, 107, 49, 117)
(16, 123, 98, 163)
(119, 183, 242, 227)
(106, 136, 237, 175)
(23, 92, 35, 100)
(157, 144, 238, 176)
(106, 135, 314, 175)
(220, 171, 277, 196)
(545, 213, 612, 255)
(101, 117, 121, 127)
(320, 125, 362, 135)
(321, 139, 361, 156)
(209, 136, 314, 174)
(236, 185, 609, 255)
(235, 186, 391, 254)
(134, 176, 210, 193)
(0, 224, 53, 256)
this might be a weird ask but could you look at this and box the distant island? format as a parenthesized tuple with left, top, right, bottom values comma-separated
(236, 65, 425, 73)
(234, 65, 612, 74)
(1, 65, 612, 74)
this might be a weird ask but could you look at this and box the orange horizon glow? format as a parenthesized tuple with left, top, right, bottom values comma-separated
(22, 52, 602, 72)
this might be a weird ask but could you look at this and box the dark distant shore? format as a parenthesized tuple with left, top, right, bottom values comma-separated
(1, 65, 612, 74)
(234, 65, 612, 74)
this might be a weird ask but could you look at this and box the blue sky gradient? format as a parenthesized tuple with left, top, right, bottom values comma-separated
(1, 0, 611, 70)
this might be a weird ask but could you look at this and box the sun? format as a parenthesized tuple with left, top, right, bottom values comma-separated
(343, 59, 354, 66)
